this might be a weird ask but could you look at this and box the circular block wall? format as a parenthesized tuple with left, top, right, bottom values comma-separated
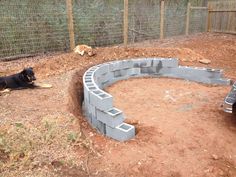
(82, 58, 231, 141)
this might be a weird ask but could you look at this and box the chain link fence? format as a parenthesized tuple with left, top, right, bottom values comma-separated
(0, 0, 208, 59)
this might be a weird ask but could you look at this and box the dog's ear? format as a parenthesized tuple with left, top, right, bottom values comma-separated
(21, 69, 27, 75)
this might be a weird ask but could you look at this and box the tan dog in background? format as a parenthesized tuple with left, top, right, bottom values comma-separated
(73, 44, 95, 57)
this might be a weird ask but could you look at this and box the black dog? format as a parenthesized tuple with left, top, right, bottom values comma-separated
(0, 67, 36, 90)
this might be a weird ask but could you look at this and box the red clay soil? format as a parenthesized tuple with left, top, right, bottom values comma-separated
(0, 33, 236, 177)
(106, 78, 236, 177)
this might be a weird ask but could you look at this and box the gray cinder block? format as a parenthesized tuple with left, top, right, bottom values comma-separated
(109, 60, 133, 71)
(106, 123, 135, 142)
(97, 72, 114, 84)
(89, 90, 113, 111)
(152, 58, 179, 68)
(210, 78, 231, 85)
(90, 115, 106, 135)
(113, 69, 129, 78)
(132, 58, 153, 68)
(120, 60, 133, 69)
(225, 96, 234, 105)
(156, 66, 226, 84)
(109, 61, 122, 71)
(140, 67, 158, 74)
(83, 103, 92, 125)
(95, 64, 110, 76)
(97, 108, 124, 128)
(128, 68, 141, 76)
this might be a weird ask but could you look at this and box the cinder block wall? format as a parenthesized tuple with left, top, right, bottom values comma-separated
(83, 58, 231, 141)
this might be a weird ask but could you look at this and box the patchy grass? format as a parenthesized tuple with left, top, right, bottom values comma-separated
(0, 114, 96, 177)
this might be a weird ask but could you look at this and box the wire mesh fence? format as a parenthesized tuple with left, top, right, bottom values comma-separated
(128, 1, 161, 43)
(164, 6, 187, 37)
(0, 0, 70, 59)
(73, 0, 124, 47)
(189, 8, 208, 34)
(0, 0, 209, 59)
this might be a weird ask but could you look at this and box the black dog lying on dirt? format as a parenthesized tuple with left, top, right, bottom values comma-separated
(0, 67, 36, 90)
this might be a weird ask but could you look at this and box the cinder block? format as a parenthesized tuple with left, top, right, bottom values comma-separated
(132, 58, 153, 68)
(109, 60, 134, 71)
(120, 60, 134, 69)
(109, 75, 131, 85)
(156, 66, 223, 84)
(97, 72, 114, 84)
(97, 108, 124, 128)
(106, 123, 135, 142)
(84, 78, 93, 84)
(83, 102, 92, 125)
(152, 58, 179, 68)
(101, 80, 112, 89)
(225, 96, 235, 105)
(83, 86, 90, 102)
(128, 68, 141, 76)
(95, 64, 109, 76)
(228, 90, 236, 98)
(117, 68, 141, 77)
(91, 115, 106, 135)
(113, 69, 129, 78)
(205, 68, 223, 79)
(109, 61, 122, 71)
(210, 78, 231, 85)
(85, 71, 94, 78)
(140, 67, 158, 74)
(89, 90, 113, 111)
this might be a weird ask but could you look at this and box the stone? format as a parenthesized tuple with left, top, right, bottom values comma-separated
(199, 59, 211, 64)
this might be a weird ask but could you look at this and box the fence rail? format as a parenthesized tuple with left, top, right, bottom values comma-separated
(0, 0, 234, 60)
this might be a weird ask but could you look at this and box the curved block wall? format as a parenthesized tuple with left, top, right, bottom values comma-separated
(82, 58, 231, 141)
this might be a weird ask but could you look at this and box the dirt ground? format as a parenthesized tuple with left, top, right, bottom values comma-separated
(0, 33, 236, 177)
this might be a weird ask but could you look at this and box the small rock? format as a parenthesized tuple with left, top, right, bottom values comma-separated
(199, 59, 211, 64)
(212, 154, 219, 160)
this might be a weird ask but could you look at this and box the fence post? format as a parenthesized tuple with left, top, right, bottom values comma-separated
(160, 0, 165, 39)
(207, 2, 212, 32)
(124, 0, 129, 47)
(185, 2, 191, 35)
(66, 0, 75, 51)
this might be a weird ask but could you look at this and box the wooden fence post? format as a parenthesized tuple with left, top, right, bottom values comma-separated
(66, 0, 75, 51)
(185, 2, 191, 35)
(124, 0, 129, 47)
(160, 0, 165, 39)
(207, 2, 212, 32)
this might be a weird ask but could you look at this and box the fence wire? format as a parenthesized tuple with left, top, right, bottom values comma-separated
(0, 0, 208, 59)
(128, 1, 160, 43)
(73, 0, 124, 47)
(189, 8, 208, 34)
(0, 0, 69, 58)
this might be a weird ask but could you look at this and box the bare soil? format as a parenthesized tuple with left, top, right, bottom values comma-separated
(0, 33, 236, 177)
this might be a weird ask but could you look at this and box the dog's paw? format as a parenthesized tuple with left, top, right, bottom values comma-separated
(0, 89, 11, 95)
